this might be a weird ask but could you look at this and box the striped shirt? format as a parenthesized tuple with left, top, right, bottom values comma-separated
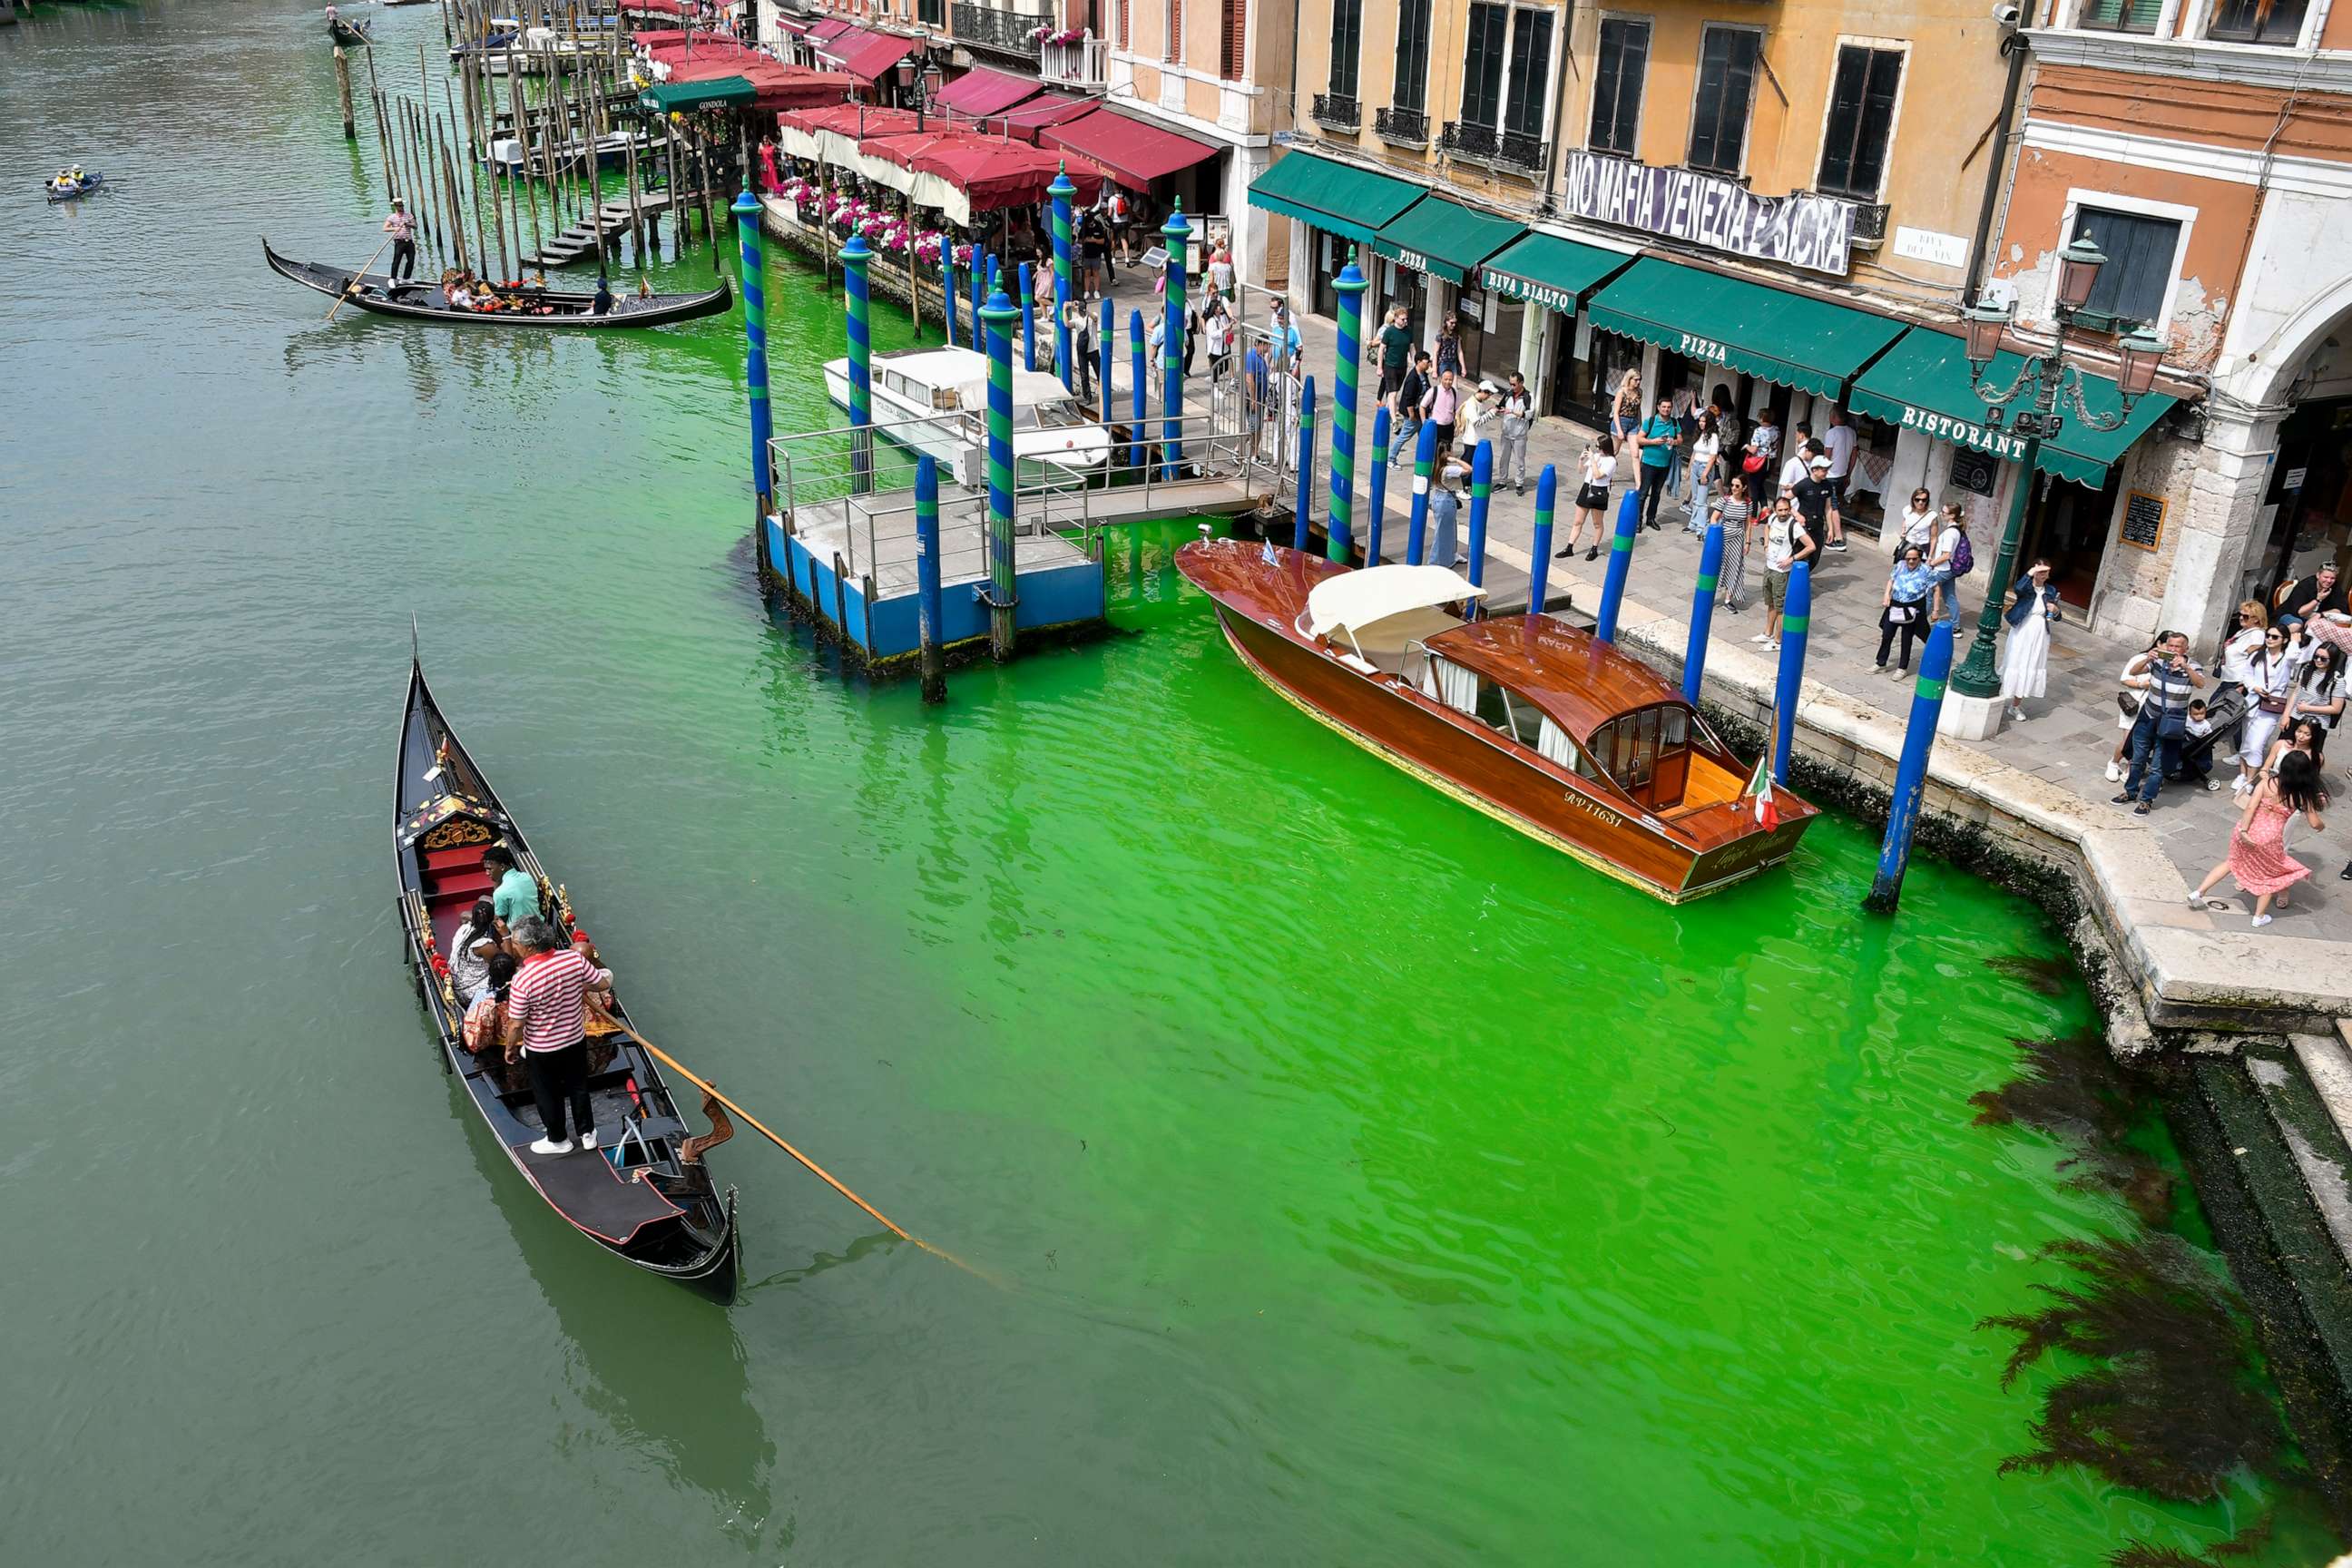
(505, 949, 613, 1054)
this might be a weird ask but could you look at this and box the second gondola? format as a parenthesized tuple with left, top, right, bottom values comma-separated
(264, 240, 731, 330)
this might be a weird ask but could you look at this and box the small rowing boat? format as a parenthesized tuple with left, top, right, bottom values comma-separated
(328, 16, 372, 45)
(44, 172, 103, 204)
(263, 240, 731, 329)
(395, 652, 740, 1299)
(1176, 540, 1821, 902)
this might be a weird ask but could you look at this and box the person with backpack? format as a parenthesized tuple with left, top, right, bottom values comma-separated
(1929, 503, 1973, 623)
(1108, 188, 1134, 263)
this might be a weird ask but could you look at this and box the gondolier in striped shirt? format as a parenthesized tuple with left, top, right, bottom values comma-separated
(503, 916, 612, 1155)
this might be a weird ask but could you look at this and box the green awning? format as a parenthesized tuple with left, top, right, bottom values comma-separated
(1369, 196, 1524, 285)
(1478, 232, 1633, 315)
(1584, 257, 1907, 398)
(1246, 152, 1427, 249)
(637, 76, 757, 113)
(1849, 328, 2178, 487)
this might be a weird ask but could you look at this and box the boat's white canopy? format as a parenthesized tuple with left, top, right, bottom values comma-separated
(1307, 565, 1485, 655)
(955, 370, 1091, 411)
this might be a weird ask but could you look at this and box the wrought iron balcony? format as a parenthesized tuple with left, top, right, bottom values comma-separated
(1438, 121, 1546, 176)
(1373, 104, 1427, 148)
(1848, 201, 1890, 249)
(951, 1, 1041, 60)
(1310, 92, 1360, 132)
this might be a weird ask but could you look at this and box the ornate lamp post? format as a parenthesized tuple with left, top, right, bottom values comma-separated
(1950, 233, 2166, 704)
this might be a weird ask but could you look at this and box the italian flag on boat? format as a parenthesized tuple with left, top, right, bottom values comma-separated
(1743, 747, 1780, 830)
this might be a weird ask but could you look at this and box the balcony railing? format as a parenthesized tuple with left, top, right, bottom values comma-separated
(1373, 104, 1427, 148)
(951, 1, 1041, 59)
(1041, 34, 1106, 87)
(1310, 92, 1360, 132)
(1438, 121, 1546, 176)
(1847, 201, 1889, 249)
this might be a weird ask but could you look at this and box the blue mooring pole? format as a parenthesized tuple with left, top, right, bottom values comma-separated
(980, 287, 1020, 662)
(1048, 164, 1075, 392)
(1865, 620, 1955, 913)
(1099, 294, 1114, 425)
(1594, 489, 1641, 643)
(1365, 404, 1392, 566)
(730, 190, 772, 530)
(1327, 251, 1367, 564)
(842, 232, 872, 498)
(1018, 261, 1036, 372)
(1527, 465, 1557, 618)
(1465, 440, 1493, 613)
(1772, 560, 1812, 785)
(1293, 375, 1317, 551)
(915, 454, 946, 705)
(1161, 201, 1189, 478)
(1684, 522, 1725, 704)
(1128, 309, 1145, 475)
(939, 243, 956, 348)
(968, 255, 984, 348)
(1406, 417, 1437, 565)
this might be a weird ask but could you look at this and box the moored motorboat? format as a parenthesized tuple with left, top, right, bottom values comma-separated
(263, 239, 731, 329)
(1175, 540, 1820, 902)
(821, 345, 1112, 487)
(395, 654, 740, 1300)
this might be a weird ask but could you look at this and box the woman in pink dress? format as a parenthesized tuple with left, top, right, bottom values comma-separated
(2190, 749, 2328, 926)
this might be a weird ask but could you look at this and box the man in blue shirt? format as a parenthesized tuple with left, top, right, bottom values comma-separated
(1243, 339, 1271, 456)
(1634, 395, 1679, 532)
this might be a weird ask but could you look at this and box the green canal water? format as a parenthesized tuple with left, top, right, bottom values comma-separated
(2, 5, 2338, 1563)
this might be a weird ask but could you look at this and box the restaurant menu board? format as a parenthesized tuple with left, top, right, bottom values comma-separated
(2121, 491, 2166, 553)
(1948, 447, 1999, 497)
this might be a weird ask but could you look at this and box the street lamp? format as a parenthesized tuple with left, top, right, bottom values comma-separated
(1947, 231, 2168, 704)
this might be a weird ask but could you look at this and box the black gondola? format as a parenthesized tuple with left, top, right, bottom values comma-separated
(328, 16, 372, 45)
(264, 240, 732, 330)
(395, 653, 740, 1302)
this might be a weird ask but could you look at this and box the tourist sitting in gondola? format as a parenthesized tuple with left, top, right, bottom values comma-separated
(483, 844, 540, 937)
(449, 897, 499, 1004)
(593, 275, 613, 317)
(461, 952, 525, 1093)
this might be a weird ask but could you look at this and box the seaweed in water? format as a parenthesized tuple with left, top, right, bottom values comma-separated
(1985, 952, 2076, 996)
(1980, 1233, 2283, 1503)
(1970, 1033, 2175, 1227)
(2110, 1515, 2271, 1566)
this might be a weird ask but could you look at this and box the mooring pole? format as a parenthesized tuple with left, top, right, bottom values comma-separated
(1773, 560, 1812, 786)
(1017, 260, 1036, 372)
(939, 242, 956, 348)
(1527, 465, 1557, 616)
(1161, 200, 1188, 478)
(1292, 377, 1318, 550)
(969, 255, 984, 351)
(1326, 250, 1367, 564)
(915, 453, 948, 705)
(842, 232, 873, 497)
(1128, 309, 1145, 475)
(733, 188, 772, 531)
(1595, 490, 1641, 643)
(1048, 163, 1076, 394)
(1865, 620, 1955, 914)
(1406, 417, 1437, 566)
(980, 288, 1020, 662)
(334, 46, 358, 142)
(1683, 521, 1724, 704)
(1364, 404, 1392, 567)
(1099, 294, 1114, 426)
(1465, 440, 1494, 612)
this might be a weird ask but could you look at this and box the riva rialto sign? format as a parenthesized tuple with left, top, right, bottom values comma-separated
(1560, 152, 1856, 277)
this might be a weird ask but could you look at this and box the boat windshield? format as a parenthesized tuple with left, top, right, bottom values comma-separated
(1588, 703, 1693, 810)
(1026, 397, 1093, 430)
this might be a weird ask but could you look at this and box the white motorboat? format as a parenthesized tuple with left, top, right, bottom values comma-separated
(820, 347, 1112, 487)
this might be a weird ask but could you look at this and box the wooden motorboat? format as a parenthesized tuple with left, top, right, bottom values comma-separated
(1175, 541, 1820, 902)
(395, 654, 740, 1300)
(264, 240, 731, 329)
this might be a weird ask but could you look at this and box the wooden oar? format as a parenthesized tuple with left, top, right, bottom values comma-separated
(328, 233, 397, 322)
(613, 1019, 995, 1285)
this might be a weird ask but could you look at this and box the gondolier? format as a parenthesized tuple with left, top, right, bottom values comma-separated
(383, 200, 416, 283)
(504, 916, 613, 1155)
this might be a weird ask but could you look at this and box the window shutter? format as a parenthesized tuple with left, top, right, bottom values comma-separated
(1167, 0, 1182, 63)
(1221, 0, 1246, 81)
(2082, 0, 2165, 28)
(1117, 0, 1130, 50)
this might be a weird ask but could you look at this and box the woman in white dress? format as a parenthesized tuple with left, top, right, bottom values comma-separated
(2237, 624, 2310, 794)
(1999, 559, 2061, 723)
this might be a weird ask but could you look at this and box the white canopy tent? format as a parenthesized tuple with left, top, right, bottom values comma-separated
(1305, 565, 1484, 658)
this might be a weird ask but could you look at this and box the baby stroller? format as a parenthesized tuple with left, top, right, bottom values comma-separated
(2168, 682, 2248, 786)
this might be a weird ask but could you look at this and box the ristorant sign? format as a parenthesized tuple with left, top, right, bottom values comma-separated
(1559, 152, 1856, 277)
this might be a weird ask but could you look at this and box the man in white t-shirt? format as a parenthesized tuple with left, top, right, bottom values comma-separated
(1779, 423, 1813, 494)
(1821, 409, 1859, 552)
(1749, 496, 1817, 652)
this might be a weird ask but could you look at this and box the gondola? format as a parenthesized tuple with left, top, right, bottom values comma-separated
(395, 652, 740, 1301)
(263, 239, 731, 329)
(328, 17, 372, 45)
(44, 172, 103, 204)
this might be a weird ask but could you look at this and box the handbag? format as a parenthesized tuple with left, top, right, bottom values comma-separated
(2259, 691, 2289, 715)
(1742, 451, 1768, 474)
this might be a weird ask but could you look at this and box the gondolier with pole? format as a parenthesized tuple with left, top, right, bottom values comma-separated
(383, 198, 416, 283)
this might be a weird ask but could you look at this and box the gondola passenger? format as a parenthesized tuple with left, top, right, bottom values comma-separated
(482, 845, 540, 937)
(449, 897, 499, 1003)
(593, 275, 614, 317)
(461, 952, 516, 1058)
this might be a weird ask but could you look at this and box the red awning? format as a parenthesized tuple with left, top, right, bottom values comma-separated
(983, 91, 1099, 144)
(742, 63, 854, 111)
(811, 24, 875, 62)
(830, 29, 916, 83)
(1040, 108, 1217, 191)
(776, 103, 921, 139)
(773, 15, 811, 34)
(930, 65, 1046, 117)
(623, 0, 683, 14)
(805, 17, 853, 41)
(664, 47, 767, 82)
(905, 138, 1105, 211)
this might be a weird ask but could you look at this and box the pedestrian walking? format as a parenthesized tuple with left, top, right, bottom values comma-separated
(1203, 301, 1233, 383)
(1712, 474, 1757, 612)
(2104, 636, 2166, 782)
(1877, 545, 1934, 673)
(1425, 369, 1462, 456)
(1633, 395, 1679, 532)
(2292, 642, 2347, 731)
(1377, 307, 1413, 399)
(1433, 314, 1463, 378)
(1066, 299, 1096, 400)
(1792, 455, 1841, 558)
(1684, 410, 1721, 536)
(1108, 187, 1134, 262)
(1608, 372, 1642, 478)
(1428, 448, 1467, 569)
(1562, 436, 1614, 563)
(1208, 237, 1234, 299)
(1927, 503, 1971, 623)
(1894, 487, 1936, 559)
(2190, 751, 2328, 926)
(1999, 559, 2062, 721)
(1779, 424, 1814, 495)
(1753, 495, 1816, 652)
(1821, 408, 1859, 547)
(1497, 373, 1533, 493)
(1457, 379, 1495, 456)
(2234, 625, 2308, 796)
(2114, 631, 2207, 814)
(1389, 352, 1430, 466)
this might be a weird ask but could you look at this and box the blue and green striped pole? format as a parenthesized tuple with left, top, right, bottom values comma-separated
(1865, 620, 1955, 913)
(1406, 417, 1437, 565)
(968, 252, 984, 346)
(1327, 251, 1367, 563)
(915, 453, 946, 704)
(1772, 561, 1812, 785)
(1526, 465, 1557, 614)
(1293, 376, 1317, 551)
(1099, 295, 1115, 424)
(1683, 522, 1724, 703)
(1365, 404, 1392, 565)
(940, 241, 956, 348)
(1049, 163, 1076, 393)
(731, 189, 772, 524)
(1018, 260, 1036, 372)
(1161, 199, 1188, 477)
(981, 287, 1020, 662)
(1128, 308, 1145, 475)
(842, 232, 873, 497)
(1595, 490, 1641, 642)
(1465, 439, 1493, 611)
